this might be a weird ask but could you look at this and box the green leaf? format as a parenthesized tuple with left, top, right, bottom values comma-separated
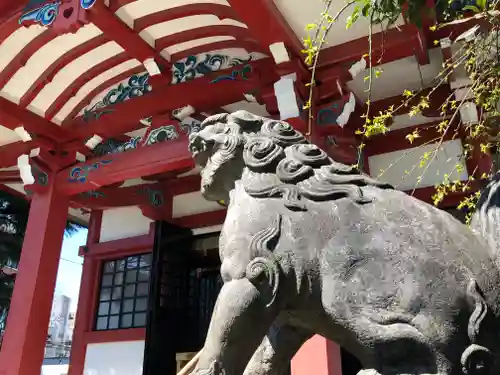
(305, 23, 317, 32)
(462, 4, 481, 12)
(346, 6, 360, 29)
(476, 0, 486, 10)
(361, 3, 371, 17)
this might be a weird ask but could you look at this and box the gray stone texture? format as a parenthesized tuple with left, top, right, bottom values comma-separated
(187, 110, 500, 375)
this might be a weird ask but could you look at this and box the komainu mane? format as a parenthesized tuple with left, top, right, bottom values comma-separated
(188, 110, 500, 375)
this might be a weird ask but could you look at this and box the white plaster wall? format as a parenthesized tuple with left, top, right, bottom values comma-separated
(100, 206, 153, 242)
(368, 139, 468, 191)
(389, 114, 442, 132)
(83, 341, 145, 375)
(41, 364, 68, 375)
(347, 48, 444, 102)
(173, 191, 222, 218)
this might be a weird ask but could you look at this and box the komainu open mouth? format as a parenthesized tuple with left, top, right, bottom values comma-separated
(188, 134, 212, 168)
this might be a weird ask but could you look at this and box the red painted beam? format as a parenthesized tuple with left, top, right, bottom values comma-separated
(409, 181, 483, 208)
(133, 3, 238, 32)
(72, 181, 166, 209)
(87, 1, 170, 68)
(429, 15, 491, 44)
(168, 174, 201, 196)
(0, 170, 21, 184)
(19, 34, 110, 108)
(0, 183, 26, 198)
(317, 24, 428, 70)
(0, 2, 26, 25)
(45, 52, 130, 120)
(56, 139, 194, 195)
(225, 0, 304, 57)
(0, 97, 70, 141)
(369, 84, 453, 117)
(62, 58, 279, 143)
(173, 209, 226, 228)
(364, 121, 459, 156)
(0, 140, 53, 168)
(155, 25, 252, 53)
(108, 0, 136, 13)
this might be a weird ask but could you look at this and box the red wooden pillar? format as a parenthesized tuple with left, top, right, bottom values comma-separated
(0, 177, 69, 375)
(68, 210, 102, 375)
(292, 335, 342, 375)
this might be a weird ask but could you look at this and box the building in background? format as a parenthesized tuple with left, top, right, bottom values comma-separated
(45, 294, 72, 359)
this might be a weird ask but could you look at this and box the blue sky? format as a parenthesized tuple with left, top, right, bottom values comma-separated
(54, 228, 88, 312)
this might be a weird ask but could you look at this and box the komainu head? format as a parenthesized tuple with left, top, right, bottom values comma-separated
(188, 110, 392, 206)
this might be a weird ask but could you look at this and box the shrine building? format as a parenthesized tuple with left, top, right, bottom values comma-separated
(0, 1, 489, 375)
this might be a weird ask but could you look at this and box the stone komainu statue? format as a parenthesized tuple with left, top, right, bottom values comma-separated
(187, 110, 500, 375)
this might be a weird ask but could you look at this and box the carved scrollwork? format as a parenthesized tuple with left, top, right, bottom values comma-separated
(316, 165, 393, 189)
(276, 158, 314, 184)
(189, 110, 395, 210)
(244, 137, 285, 172)
(298, 176, 372, 204)
(260, 120, 306, 147)
(214, 134, 241, 161)
(245, 181, 306, 212)
(285, 144, 330, 168)
(246, 214, 282, 307)
(461, 344, 494, 375)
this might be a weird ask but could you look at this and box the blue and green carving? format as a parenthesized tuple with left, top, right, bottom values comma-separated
(172, 54, 252, 84)
(80, 0, 97, 9)
(68, 160, 112, 183)
(138, 187, 164, 208)
(19, 1, 60, 26)
(210, 64, 253, 84)
(83, 74, 152, 123)
(19, 0, 97, 26)
(93, 137, 142, 157)
(81, 190, 105, 198)
(144, 125, 179, 146)
(317, 102, 343, 126)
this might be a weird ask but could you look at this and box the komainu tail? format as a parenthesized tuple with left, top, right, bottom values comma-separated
(470, 173, 500, 268)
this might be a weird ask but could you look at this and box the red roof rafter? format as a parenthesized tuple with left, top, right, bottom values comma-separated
(19, 34, 111, 108)
(108, 0, 136, 13)
(56, 139, 193, 195)
(0, 141, 35, 168)
(0, 10, 25, 41)
(61, 65, 146, 124)
(62, 58, 279, 143)
(364, 120, 458, 156)
(133, 3, 238, 32)
(0, 29, 56, 90)
(0, 138, 55, 169)
(226, 0, 303, 58)
(45, 52, 130, 120)
(0, 170, 20, 184)
(0, 97, 70, 141)
(317, 24, 428, 69)
(369, 84, 452, 117)
(86, 1, 171, 69)
(72, 181, 162, 209)
(155, 25, 252, 54)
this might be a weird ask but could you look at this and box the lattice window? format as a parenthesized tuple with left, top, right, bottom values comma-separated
(95, 254, 152, 330)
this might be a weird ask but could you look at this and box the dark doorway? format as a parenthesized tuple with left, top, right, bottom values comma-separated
(143, 221, 222, 375)
(341, 347, 363, 375)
